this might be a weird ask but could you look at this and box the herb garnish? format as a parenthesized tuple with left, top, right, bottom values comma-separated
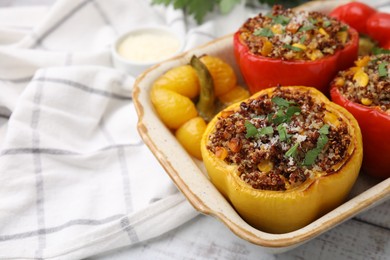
(277, 124, 291, 142)
(285, 142, 299, 158)
(273, 15, 291, 25)
(254, 28, 274, 37)
(323, 20, 332, 28)
(269, 97, 301, 124)
(303, 124, 330, 166)
(299, 25, 314, 32)
(378, 62, 388, 78)
(245, 121, 273, 138)
(284, 44, 304, 52)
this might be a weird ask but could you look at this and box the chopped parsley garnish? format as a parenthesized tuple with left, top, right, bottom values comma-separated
(270, 97, 301, 124)
(245, 120, 258, 138)
(277, 124, 291, 142)
(299, 25, 314, 32)
(303, 124, 330, 166)
(271, 97, 294, 107)
(285, 142, 299, 158)
(253, 28, 274, 37)
(373, 47, 390, 55)
(284, 44, 304, 52)
(378, 62, 388, 78)
(258, 126, 274, 136)
(323, 20, 332, 28)
(245, 121, 273, 138)
(273, 15, 290, 25)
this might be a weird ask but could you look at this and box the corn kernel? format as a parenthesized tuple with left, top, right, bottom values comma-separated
(292, 43, 307, 51)
(307, 49, 324, 61)
(258, 159, 274, 173)
(355, 56, 370, 67)
(319, 28, 329, 37)
(334, 77, 345, 87)
(261, 40, 273, 56)
(271, 24, 283, 34)
(361, 98, 373, 106)
(336, 31, 348, 44)
(353, 69, 369, 87)
(215, 147, 228, 160)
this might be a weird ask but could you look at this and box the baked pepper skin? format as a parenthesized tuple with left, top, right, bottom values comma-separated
(233, 29, 359, 95)
(201, 86, 363, 233)
(330, 86, 390, 179)
(330, 2, 390, 48)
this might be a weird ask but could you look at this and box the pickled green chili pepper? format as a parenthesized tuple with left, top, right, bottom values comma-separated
(190, 55, 215, 122)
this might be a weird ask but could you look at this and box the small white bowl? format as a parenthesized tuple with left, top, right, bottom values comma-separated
(111, 26, 185, 76)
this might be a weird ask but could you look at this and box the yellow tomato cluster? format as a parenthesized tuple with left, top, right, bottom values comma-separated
(150, 55, 250, 159)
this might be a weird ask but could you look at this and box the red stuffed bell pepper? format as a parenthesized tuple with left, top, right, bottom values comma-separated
(234, 5, 359, 95)
(330, 2, 390, 49)
(330, 54, 390, 179)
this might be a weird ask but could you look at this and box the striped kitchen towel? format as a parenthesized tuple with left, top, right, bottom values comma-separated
(0, 0, 256, 258)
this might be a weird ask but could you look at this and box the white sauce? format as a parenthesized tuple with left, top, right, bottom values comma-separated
(117, 30, 181, 63)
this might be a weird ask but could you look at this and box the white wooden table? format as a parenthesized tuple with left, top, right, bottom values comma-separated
(90, 199, 390, 260)
(2, 1, 389, 259)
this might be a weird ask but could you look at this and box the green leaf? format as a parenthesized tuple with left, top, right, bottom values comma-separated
(300, 35, 306, 44)
(277, 124, 290, 142)
(219, 0, 240, 14)
(285, 142, 299, 158)
(258, 126, 274, 136)
(273, 15, 291, 25)
(298, 25, 314, 32)
(318, 124, 329, 135)
(323, 20, 332, 28)
(284, 44, 304, 52)
(373, 47, 390, 55)
(245, 120, 258, 138)
(303, 128, 329, 166)
(187, 0, 216, 24)
(254, 28, 274, 37)
(303, 148, 320, 166)
(271, 96, 294, 108)
(378, 62, 388, 78)
(151, 0, 173, 6)
(286, 106, 301, 117)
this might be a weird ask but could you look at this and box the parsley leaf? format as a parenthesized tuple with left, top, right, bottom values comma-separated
(277, 124, 291, 142)
(299, 25, 314, 32)
(285, 142, 299, 158)
(303, 125, 330, 166)
(318, 124, 330, 135)
(271, 97, 294, 108)
(245, 120, 258, 138)
(378, 62, 388, 78)
(284, 44, 304, 52)
(258, 126, 274, 136)
(219, 0, 241, 14)
(245, 121, 274, 138)
(373, 47, 390, 55)
(273, 15, 291, 25)
(323, 20, 332, 28)
(254, 28, 274, 37)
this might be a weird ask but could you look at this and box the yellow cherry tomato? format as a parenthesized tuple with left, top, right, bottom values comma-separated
(150, 87, 197, 129)
(200, 55, 237, 96)
(152, 65, 200, 99)
(175, 116, 207, 159)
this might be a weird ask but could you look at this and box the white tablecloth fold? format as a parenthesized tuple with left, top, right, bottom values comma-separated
(0, 0, 255, 258)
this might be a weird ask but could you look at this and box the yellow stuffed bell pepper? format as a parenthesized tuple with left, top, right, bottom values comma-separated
(201, 86, 363, 233)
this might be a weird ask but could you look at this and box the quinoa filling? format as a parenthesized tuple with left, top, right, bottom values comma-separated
(207, 88, 351, 191)
(238, 5, 350, 61)
(333, 54, 390, 114)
